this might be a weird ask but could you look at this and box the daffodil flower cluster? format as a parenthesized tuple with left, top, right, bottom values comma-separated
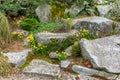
(11, 31, 23, 40)
(61, 51, 68, 56)
(80, 29, 90, 38)
(28, 34, 34, 41)
(28, 34, 47, 55)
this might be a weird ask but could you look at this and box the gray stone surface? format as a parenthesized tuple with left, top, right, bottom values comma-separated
(36, 32, 72, 44)
(2, 49, 32, 67)
(80, 35, 120, 73)
(73, 16, 113, 37)
(61, 60, 70, 68)
(72, 65, 117, 80)
(65, 46, 72, 56)
(60, 71, 76, 80)
(78, 74, 99, 80)
(96, 5, 112, 16)
(35, 4, 51, 22)
(49, 52, 61, 59)
(23, 59, 60, 79)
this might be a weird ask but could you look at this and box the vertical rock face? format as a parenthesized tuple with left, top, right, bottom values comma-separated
(35, 4, 52, 22)
(23, 59, 60, 79)
(80, 35, 120, 73)
(73, 16, 113, 37)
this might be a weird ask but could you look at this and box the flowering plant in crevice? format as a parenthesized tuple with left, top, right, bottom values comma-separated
(28, 34, 47, 55)
(11, 31, 23, 41)
(79, 29, 97, 40)
(57, 51, 68, 61)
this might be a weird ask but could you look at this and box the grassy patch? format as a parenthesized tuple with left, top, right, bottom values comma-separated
(33, 22, 60, 33)
(0, 54, 13, 77)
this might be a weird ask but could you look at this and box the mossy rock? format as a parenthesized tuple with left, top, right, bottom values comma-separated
(20, 54, 52, 70)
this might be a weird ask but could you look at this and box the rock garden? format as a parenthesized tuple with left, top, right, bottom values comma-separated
(0, 0, 120, 80)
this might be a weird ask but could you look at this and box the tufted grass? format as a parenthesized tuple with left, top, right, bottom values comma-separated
(0, 12, 11, 49)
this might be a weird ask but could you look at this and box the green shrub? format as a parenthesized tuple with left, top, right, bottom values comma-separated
(72, 41, 81, 57)
(20, 18, 40, 31)
(0, 12, 11, 48)
(20, 0, 41, 18)
(0, 0, 21, 17)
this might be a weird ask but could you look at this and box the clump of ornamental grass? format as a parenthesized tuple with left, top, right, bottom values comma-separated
(0, 54, 13, 77)
(0, 12, 11, 48)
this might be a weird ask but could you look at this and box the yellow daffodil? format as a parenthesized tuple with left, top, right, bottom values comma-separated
(83, 29, 89, 33)
(11, 31, 17, 35)
(66, 18, 71, 22)
(28, 34, 34, 41)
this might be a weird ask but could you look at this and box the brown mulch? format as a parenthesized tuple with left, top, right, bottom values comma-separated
(2, 40, 28, 53)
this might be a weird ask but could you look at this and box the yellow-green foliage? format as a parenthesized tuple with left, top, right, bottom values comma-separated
(51, 4, 66, 21)
(72, 41, 81, 57)
(0, 54, 13, 77)
(0, 12, 11, 48)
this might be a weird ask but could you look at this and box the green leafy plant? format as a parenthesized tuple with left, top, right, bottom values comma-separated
(57, 54, 67, 61)
(0, 12, 11, 48)
(20, 18, 40, 31)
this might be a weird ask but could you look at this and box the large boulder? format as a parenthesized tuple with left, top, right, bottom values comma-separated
(23, 59, 60, 79)
(73, 16, 113, 37)
(2, 49, 32, 67)
(72, 65, 117, 80)
(80, 35, 120, 73)
(36, 32, 73, 44)
(35, 4, 52, 22)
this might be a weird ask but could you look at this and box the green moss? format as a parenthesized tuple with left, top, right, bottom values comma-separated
(20, 53, 52, 70)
